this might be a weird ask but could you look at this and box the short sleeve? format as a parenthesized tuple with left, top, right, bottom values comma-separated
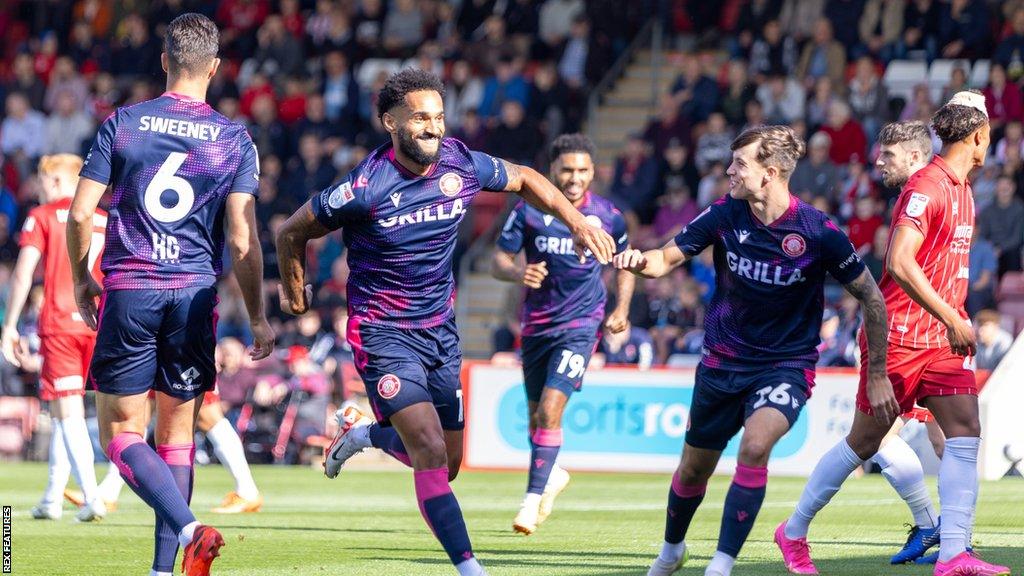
(496, 201, 526, 253)
(611, 208, 629, 255)
(80, 113, 116, 185)
(673, 201, 721, 256)
(310, 174, 370, 232)
(893, 179, 943, 238)
(822, 219, 867, 285)
(18, 208, 46, 252)
(230, 132, 260, 195)
(470, 150, 509, 191)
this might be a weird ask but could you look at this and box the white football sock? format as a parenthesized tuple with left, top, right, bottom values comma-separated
(938, 437, 979, 562)
(705, 551, 735, 575)
(455, 556, 485, 575)
(785, 439, 863, 539)
(59, 416, 99, 504)
(178, 521, 200, 548)
(874, 436, 937, 529)
(206, 418, 259, 500)
(41, 418, 71, 507)
(658, 540, 686, 564)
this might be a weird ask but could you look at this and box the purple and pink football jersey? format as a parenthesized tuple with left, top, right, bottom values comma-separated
(80, 92, 259, 290)
(674, 195, 865, 371)
(311, 138, 508, 329)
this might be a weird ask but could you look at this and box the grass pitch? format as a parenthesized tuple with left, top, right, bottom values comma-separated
(2, 462, 1021, 575)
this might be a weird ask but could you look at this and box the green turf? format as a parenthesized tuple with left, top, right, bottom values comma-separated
(2, 462, 1021, 575)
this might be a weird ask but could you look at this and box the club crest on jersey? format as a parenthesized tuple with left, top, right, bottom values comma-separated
(781, 233, 806, 257)
(328, 181, 355, 209)
(377, 374, 401, 400)
(584, 215, 603, 229)
(906, 192, 929, 217)
(439, 173, 463, 197)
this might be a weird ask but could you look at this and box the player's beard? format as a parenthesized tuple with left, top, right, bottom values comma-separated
(881, 167, 909, 189)
(398, 128, 442, 166)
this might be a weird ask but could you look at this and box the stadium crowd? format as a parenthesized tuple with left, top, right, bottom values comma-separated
(0, 0, 1020, 459)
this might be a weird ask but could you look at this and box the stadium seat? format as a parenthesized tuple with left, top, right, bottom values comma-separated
(883, 60, 928, 103)
(996, 299, 1024, 333)
(996, 271, 1024, 302)
(971, 59, 991, 88)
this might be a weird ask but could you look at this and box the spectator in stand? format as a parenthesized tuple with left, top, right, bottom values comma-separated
(721, 61, 757, 129)
(277, 77, 308, 126)
(643, 95, 691, 159)
(216, 0, 270, 56)
(467, 16, 514, 75)
(857, 0, 905, 62)
(44, 91, 93, 156)
(248, 92, 290, 160)
(796, 18, 847, 91)
(806, 77, 839, 131)
(694, 113, 734, 173)
(975, 310, 1014, 370)
(978, 175, 1024, 277)
(968, 228, 999, 316)
(0, 213, 18, 263)
(696, 161, 727, 208)
(598, 325, 654, 370)
(382, 0, 424, 56)
(670, 56, 719, 124)
(528, 62, 570, 144)
(848, 56, 889, 140)
(240, 70, 276, 117)
(213, 337, 253, 408)
(983, 64, 1024, 135)
(444, 60, 483, 132)
(821, 100, 867, 164)
(731, 0, 782, 60)
(295, 93, 342, 145)
(996, 121, 1024, 165)
(937, 0, 990, 59)
(4, 54, 45, 112)
(898, 0, 940, 61)
(742, 98, 766, 130)
(825, 0, 868, 54)
(479, 56, 530, 124)
(278, 0, 305, 38)
(282, 133, 337, 209)
(940, 64, 971, 106)
(1, 93, 46, 168)
(557, 15, 592, 90)
(251, 14, 304, 78)
(539, 0, 584, 53)
(321, 51, 361, 141)
(485, 100, 540, 166)
(748, 19, 798, 81)
(757, 74, 805, 125)
(862, 224, 890, 280)
(110, 13, 162, 78)
(995, 8, 1024, 81)
(846, 196, 884, 254)
(651, 183, 699, 245)
(310, 3, 355, 58)
(353, 0, 387, 59)
(658, 137, 700, 202)
(0, 173, 17, 233)
(817, 308, 855, 367)
(610, 133, 659, 221)
(779, 0, 825, 44)
(790, 131, 840, 203)
(451, 109, 488, 151)
(900, 83, 935, 122)
(838, 159, 875, 219)
(44, 57, 89, 113)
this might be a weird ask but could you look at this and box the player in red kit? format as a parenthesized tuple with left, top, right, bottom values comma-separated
(2, 154, 107, 522)
(777, 92, 1011, 576)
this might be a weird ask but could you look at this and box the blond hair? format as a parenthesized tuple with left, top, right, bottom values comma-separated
(37, 154, 84, 202)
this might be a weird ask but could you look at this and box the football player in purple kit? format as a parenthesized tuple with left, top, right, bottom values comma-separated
(67, 14, 275, 576)
(274, 69, 615, 576)
(491, 133, 634, 535)
(614, 125, 895, 576)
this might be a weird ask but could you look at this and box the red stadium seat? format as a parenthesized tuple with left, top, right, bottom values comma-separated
(997, 271, 1024, 301)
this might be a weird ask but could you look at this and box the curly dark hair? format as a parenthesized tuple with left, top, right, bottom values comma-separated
(376, 68, 445, 120)
(548, 133, 596, 163)
(932, 91, 988, 145)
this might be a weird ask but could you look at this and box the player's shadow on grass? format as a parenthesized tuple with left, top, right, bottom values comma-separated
(98, 522, 419, 536)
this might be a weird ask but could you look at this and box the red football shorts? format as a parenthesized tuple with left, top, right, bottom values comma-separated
(857, 337, 977, 416)
(39, 334, 96, 401)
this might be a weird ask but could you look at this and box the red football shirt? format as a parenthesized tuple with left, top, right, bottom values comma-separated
(19, 197, 107, 336)
(878, 155, 974, 349)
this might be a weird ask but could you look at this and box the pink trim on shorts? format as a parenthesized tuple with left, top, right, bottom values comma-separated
(734, 464, 768, 489)
(531, 427, 563, 447)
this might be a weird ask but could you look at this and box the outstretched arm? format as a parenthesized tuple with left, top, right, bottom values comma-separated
(842, 268, 898, 424)
(500, 160, 615, 264)
(225, 193, 275, 360)
(276, 201, 330, 315)
(1, 246, 41, 366)
(613, 239, 690, 279)
(604, 268, 636, 333)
